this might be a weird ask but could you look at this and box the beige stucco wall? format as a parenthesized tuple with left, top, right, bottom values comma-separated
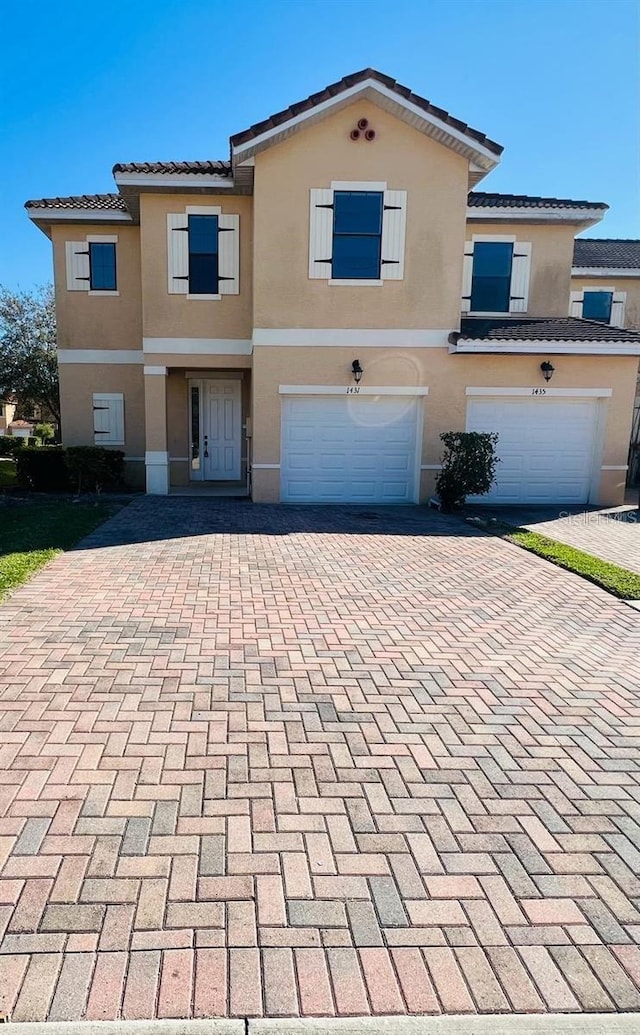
(139, 194, 253, 340)
(0, 401, 16, 433)
(571, 275, 640, 330)
(58, 363, 145, 488)
(252, 98, 469, 330)
(251, 346, 636, 506)
(51, 224, 142, 350)
(464, 221, 577, 318)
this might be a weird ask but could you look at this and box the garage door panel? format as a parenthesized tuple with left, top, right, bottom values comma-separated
(466, 397, 599, 504)
(281, 396, 420, 504)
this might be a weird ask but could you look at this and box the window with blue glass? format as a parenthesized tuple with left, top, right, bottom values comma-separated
(582, 291, 612, 323)
(188, 215, 219, 294)
(332, 191, 383, 279)
(470, 242, 513, 312)
(89, 242, 117, 291)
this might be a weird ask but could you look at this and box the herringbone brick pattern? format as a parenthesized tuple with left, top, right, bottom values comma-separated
(0, 498, 639, 1021)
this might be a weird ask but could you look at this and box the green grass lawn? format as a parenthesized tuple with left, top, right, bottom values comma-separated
(0, 500, 119, 601)
(0, 459, 16, 489)
(505, 527, 640, 600)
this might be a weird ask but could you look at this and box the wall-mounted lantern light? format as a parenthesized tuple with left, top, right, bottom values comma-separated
(351, 359, 363, 384)
(540, 360, 555, 383)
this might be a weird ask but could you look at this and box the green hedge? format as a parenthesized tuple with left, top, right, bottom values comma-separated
(0, 437, 24, 457)
(16, 446, 125, 493)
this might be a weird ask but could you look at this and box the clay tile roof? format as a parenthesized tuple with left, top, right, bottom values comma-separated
(25, 193, 128, 211)
(459, 316, 640, 342)
(112, 160, 232, 176)
(468, 192, 607, 211)
(573, 238, 640, 268)
(230, 68, 503, 155)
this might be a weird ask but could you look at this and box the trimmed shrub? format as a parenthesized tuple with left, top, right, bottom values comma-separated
(435, 431, 500, 510)
(64, 447, 125, 494)
(0, 436, 23, 457)
(16, 447, 71, 492)
(35, 422, 56, 444)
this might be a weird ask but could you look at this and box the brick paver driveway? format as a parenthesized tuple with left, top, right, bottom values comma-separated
(1, 498, 640, 1022)
(472, 502, 640, 576)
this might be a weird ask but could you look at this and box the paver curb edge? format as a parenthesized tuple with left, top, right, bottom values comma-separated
(1, 1021, 243, 1035)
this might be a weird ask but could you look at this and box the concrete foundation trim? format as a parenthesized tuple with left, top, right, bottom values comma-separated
(251, 1016, 640, 1035)
(145, 450, 169, 495)
(5, 1019, 640, 1035)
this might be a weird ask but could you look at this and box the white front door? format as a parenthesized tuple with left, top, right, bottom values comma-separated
(203, 380, 242, 480)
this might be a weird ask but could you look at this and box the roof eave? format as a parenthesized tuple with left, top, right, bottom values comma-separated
(467, 206, 607, 227)
(572, 266, 640, 278)
(113, 171, 235, 189)
(231, 78, 501, 174)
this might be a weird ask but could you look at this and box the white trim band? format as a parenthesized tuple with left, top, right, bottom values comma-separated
(253, 329, 450, 347)
(252, 463, 281, 470)
(143, 338, 253, 355)
(601, 464, 629, 471)
(452, 341, 640, 355)
(572, 266, 640, 277)
(279, 385, 429, 395)
(114, 172, 234, 188)
(467, 206, 606, 223)
(144, 366, 167, 375)
(57, 349, 143, 364)
(421, 464, 443, 470)
(28, 208, 133, 223)
(466, 387, 613, 397)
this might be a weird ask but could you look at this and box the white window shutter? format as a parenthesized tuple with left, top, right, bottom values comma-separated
(93, 393, 124, 446)
(569, 291, 583, 318)
(509, 242, 532, 313)
(380, 190, 407, 281)
(461, 243, 474, 312)
(308, 189, 334, 279)
(218, 214, 239, 295)
(167, 214, 189, 294)
(612, 291, 626, 327)
(65, 241, 90, 291)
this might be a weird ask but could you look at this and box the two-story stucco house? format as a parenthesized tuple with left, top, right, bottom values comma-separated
(569, 239, 640, 484)
(26, 69, 640, 506)
(0, 400, 16, 437)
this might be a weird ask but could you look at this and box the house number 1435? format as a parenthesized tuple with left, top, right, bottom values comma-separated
(531, 387, 547, 396)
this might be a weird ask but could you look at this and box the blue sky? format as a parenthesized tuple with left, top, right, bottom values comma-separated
(1, 0, 638, 289)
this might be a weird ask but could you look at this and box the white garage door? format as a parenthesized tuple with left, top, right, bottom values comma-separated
(281, 395, 420, 503)
(466, 396, 600, 504)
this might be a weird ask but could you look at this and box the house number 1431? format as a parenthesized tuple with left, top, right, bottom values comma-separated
(346, 386, 360, 394)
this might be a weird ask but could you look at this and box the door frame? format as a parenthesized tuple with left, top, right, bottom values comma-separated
(188, 376, 243, 482)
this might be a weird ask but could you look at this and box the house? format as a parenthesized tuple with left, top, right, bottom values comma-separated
(25, 69, 640, 506)
(7, 419, 35, 440)
(570, 239, 640, 484)
(0, 400, 16, 437)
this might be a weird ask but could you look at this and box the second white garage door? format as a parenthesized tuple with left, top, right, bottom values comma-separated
(281, 395, 420, 503)
(466, 395, 600, 504)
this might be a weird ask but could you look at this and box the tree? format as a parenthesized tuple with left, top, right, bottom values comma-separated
(0, 285, 59, 425)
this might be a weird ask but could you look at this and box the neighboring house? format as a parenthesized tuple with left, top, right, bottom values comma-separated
(0, 400, 16, 437)
(25, 68, 640, 506)
(7, 419, 35, 440)
(571, 238, 640, 484)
